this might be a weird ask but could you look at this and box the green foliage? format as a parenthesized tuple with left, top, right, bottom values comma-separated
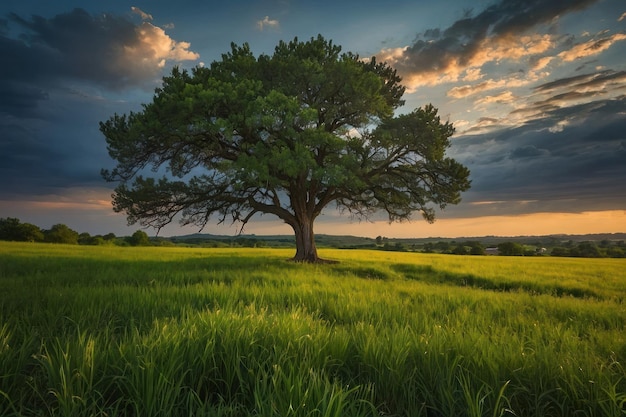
(100, 35, 470, 261)
(553, 241, 608, 258)
(1, 242, 625, 416)
(497, 241, 525, 256)
(129, 230, 151, 246)
(469, 243, 486, 255)
(0, 217, 43, 242)
(44, 224, 79, 244)
(453, 244, 469, 255)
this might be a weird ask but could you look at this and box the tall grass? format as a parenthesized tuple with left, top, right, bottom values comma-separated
(1, 242, 625, 416)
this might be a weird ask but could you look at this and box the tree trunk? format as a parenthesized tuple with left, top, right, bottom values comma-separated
(291, 216, 319, 262)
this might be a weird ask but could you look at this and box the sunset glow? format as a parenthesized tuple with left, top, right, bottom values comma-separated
(1, 0, 624, 238)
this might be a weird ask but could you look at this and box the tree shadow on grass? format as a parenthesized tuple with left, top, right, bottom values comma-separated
(390, 263, 600, 299)
(331, 265, 392, 280)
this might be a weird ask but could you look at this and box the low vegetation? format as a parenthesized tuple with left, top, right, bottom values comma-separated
(1, 217, 625, 258)
(1, 242, 625, 416)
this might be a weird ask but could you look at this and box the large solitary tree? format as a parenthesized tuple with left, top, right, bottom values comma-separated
(101, 35, 470, 262)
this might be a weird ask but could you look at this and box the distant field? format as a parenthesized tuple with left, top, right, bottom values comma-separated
(1, 242, 625, 416)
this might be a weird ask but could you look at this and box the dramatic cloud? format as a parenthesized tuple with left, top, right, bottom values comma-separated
(131, 6, 153, 21)
(127, 22, 199, 68)
(451, 98, 626, 214)
(558, 33, 626, 62)
(1, 8, 199, 92)
(448, 76, 533, 99)
(534, 70, 626, 93)
(257, 16, 279, 31)
(377, 0, 599, 90)
(509, 144, 549, 159)
(454, 67, 626, 136)
(524, 70, 626, 120)
(1, 1, 624, 237)
(0, 7, 200, 201)
(0, 82, 49, 118)
(474, 91, 516, 106)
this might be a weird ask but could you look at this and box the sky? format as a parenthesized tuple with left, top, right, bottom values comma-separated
(1, 0, 625, 238)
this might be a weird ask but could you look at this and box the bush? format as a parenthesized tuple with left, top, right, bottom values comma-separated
(0, 217, 43, 242)
(44, 224, 79, 244)
(497, 242, 524, 256)
(129, 230, 151, 246)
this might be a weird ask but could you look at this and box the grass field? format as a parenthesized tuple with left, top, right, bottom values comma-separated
(1, 242, 625, 416)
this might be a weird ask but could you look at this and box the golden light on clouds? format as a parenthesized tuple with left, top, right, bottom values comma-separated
(558, 33, 626, 62)
(474, 91, 516, 106)
(0, 2, 623, 239)
(447, 77, 531, 99)
(380, 34, 555, 91)
(376, 25, 626, 95)
(530, 56, 554, 71)
(124, 22, 199, 69)
(377, 46, 409, 63)
(471, 34, 554, 65)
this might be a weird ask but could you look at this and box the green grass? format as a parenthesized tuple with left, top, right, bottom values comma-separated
(0, 242, 625, 416)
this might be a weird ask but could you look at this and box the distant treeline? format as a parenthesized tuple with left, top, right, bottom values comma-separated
(1, 217, 624, 258)
(375, 236, 625, 258)
(0, 217, 286, 248)
(0, 217, 154, 247)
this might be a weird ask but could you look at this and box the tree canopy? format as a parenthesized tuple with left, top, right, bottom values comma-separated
(0, 217, 43, 242)
(129, 230, 151, 246)
(44, 224, 79, 244)
(101, 35, 471, 262)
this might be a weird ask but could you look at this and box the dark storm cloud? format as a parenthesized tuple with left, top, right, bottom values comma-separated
(451, 98, 626, 214)
(0, 8, 199, 112)
(0, 7, 199, 200)
(509, 145, 549, 159)
(6, 9, 138, 86)
(0, 110, 109, 197)
(3, 8, 176, 90)
(0, 82, 49, 117)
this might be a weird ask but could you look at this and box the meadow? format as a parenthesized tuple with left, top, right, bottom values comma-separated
(0, 242, 624, 416)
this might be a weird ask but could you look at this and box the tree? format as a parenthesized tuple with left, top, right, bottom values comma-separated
(129, 230, 151, 246)
(452, 244, 468, 255)
(497, 241, 524, 256)
(422, 242, 435, 253)
(0, 217, 44, 242)
(551, 247, 568, 257)
(575, 242, 602, 258)
(469, 242, 485, 255)
(101, 35, 471, 262)
(435, 241, 451, 253)
(78, 232, 93, 245)
(44, 224, 79, 244)
(606, 246, 624, 258)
